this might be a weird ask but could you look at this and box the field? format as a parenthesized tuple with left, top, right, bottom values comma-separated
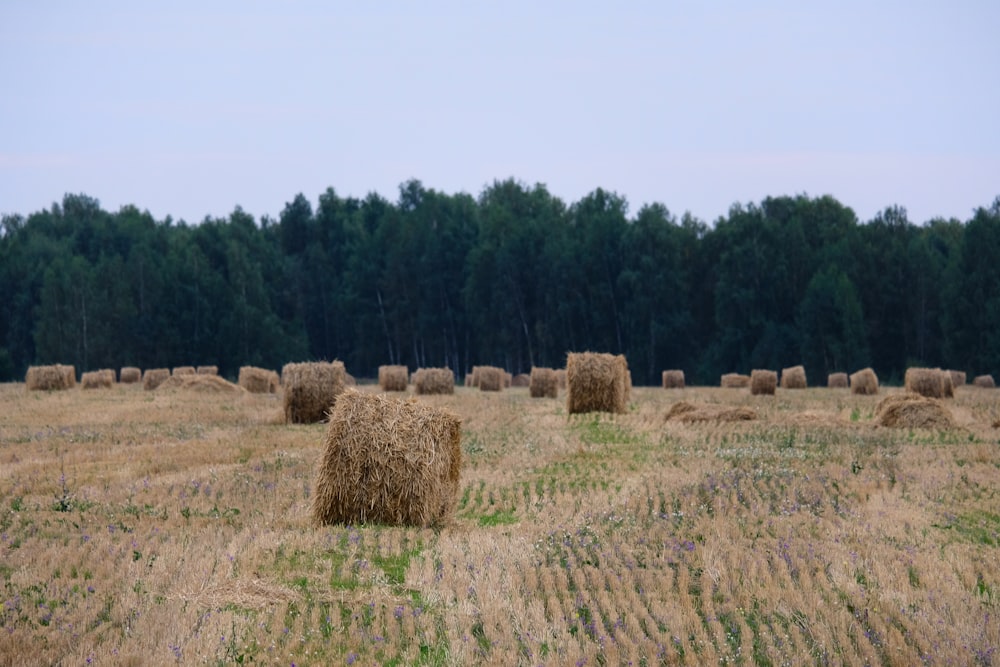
(1, 381, 998, 666)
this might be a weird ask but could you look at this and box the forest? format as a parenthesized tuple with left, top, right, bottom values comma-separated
(1, 180, 998, 386)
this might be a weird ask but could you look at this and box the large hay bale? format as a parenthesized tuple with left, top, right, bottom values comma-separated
(142, 368, 170, 390)
(120, 367, 141, 384)
(662, 370, 685, 389)
(512, 373, 530, 387)
(566, 352, 629, 415)
(828, 372, 849, 388)
(973, 374, 996, 388)
(311, 390, 461, 527)
(378, 365, 409, 392)
(721, 373, 751, 388)
(905, 368, 953, 399)
(529, 367, 558, 398)
(81, 369, 114, 389)
(239, 366, 279, 394)
(172, 366, 196, 376)
(665, 401, 757, 423)
(780, 365, 807, 389)
(157, 374, 244, 393)
(25, 364, 74, 391)
(477, 366, 504, 392)
(751, 369, 777, 395)
(196, 365, 218, 376)
(414, 367, 455, 395)
(282, 361, 347, 423)
(850, 368, 879, 395)
(875, 393, 956, 429)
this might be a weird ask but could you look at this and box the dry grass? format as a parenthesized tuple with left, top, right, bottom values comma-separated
(157, 374, 245, 394)
(0, 383, 998, 665)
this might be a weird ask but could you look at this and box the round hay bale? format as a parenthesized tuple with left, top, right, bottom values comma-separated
(142, 368, 170, 390)
(665, 401, 757, 423)
(529, 367, 558, 398)
(311, 389, 462, 527)
(378, 365, 409, 392)
(477, 366, 504, 392)
(850, 368, 879, 395)
(120, 367, 141, 384)
(239, 366, 279, 394)
(81, 370, 113, 389)
(172, 366, 196, 377)
(414, 367, 455, 395)
(196, 365, 218, 375)
(780, 365, 807, 389)
(721, 373, 751, 388)
(905, 368, 952, 399)
(973, 374, 995, 388)
(25, 364, 74, 391)
(512, 373, 530, 388)
(827, 372, 849, 388)
(662, 370, 685, 389)
(157, 374, 244, 393)
(875, 393, 956, 429)
(751, 369, 777, 395)
(282, 361, 348, 423)
(566, 352, 629, 415)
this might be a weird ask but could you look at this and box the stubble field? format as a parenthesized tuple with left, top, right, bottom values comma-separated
(0, 381, 998, 666)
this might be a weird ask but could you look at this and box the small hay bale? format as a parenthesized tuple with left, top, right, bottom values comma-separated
(120, 367, 141, 384)
(466, 366, 484, 388)
(512, 373, 530, 387)
(378, 365, 409, 392)
(311, 390, 462, 527)
(477, 366, 504, 392)
(239, 366, 279, 393)
(142, 368, 170, 390)
(850, 368, 879, 395)
(948, 370, 966, 388)
(157, 374, 244, 393)
(555, 369, 567, 389)
(751, 369, 777, 395)
(196, 365, 218, 375)
(973, 374, 995, 388)
(529, 367, 558, 398)
(414, 368, 455, 395)
(828, 372, 849, 388)
(780, 365, 807, 389)
(503, 372, 512, 388)
(282, 361, 348, 423)
(172, 366, 195, 377)
(566, 352, 629, 415)
(875, 393, 956, 429)
(665, 401, 757, 423)
(905, 368, 953, 399)
(81, 370, 113, 389)
(25, 364, 74, 391)
(58, 364, 77, 388)
(662, 370, 685, 389)
(721, 373, 751, 388)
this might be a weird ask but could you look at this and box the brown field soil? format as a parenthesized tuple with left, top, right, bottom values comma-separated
(0, 383, 998, 665)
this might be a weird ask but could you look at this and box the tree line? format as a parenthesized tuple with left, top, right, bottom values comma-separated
(2, 180, 998, 386)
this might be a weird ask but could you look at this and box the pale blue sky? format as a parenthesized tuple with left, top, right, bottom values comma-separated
(2, 1, 997, 225)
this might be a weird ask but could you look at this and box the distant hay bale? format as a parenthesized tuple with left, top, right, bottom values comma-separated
(850, 368, 879, 395)
(158, 374, 244, 393)
(25, 364, 74, 391)
(751, 369, 777, 395)
(120, 367, 141, 384)
(973, 374, 996, 388)
(721, 373, 751, 388)
(566, 352, 629, 415)
(555, 369, 567, 389)
(948, 370, 966, 388)
(477, 366, 504, 392)
(378, 365, 409, 392)
(172, 366, 195, 377)
(196, 365, 218, 376)
(311, 390, 461, 527)
(504, 372, 512, 388)
(466, 366, 484, 388)
(282, 361, 347, 423)
(780, 365, 807, 389)
(512, 373, 530, 387)
(529, 367, 558, 398)
(239, 366, 279, 394)
(662, 370, 685, 389)
(665, 401, 757, 423)
(905, 368, 953, 399)
(81, 369, 114, 389)
(414, 368, 455, 395)
(828, 372, 849, 388)
(876, 393, 956, 429)
(142, 368, 170, 390)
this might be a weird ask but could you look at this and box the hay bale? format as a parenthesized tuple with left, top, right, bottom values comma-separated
(414, 367, 455, 395)
(850, 368, 879, 395)
(721, 373, 751, 388)
(311, 390, 461, 527)
(555, 369, 567, 389)
(504, 372, 512, 388)
(378, 365, 409, 392)
(904, 368, 953, 399)
(477, 366, 504, 392)
(529, 367, 558, 398)
(282, 361, 347, 423)
(665, 401, 757, 423)
(239, 366, 279, 393)
(751, 369, 777, 395)
(25, 364, 74, 391)
(512, 373, 530, 387)
(81, 369, 114, 389)
(120, 367, 141, 384)
(948, 370, 966, 388)
(172, 366, 195, 376)
(780, 365, 807, 389)
(662, 370, 685, 389)
(466, 366, 484, 388)
(973, 374, 996, 388)
(566, 352, 629, 415)
(196, 365, 218, 375)
(875, 393, 956, 429)
(157, 374, 244, 393)
(828, 372, 849, 388)
(142, 368, 170, 390)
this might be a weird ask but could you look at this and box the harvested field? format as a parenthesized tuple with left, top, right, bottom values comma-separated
(0, 383, 997, 665)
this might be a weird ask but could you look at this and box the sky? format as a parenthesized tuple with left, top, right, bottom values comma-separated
(2, 1, 998, 226)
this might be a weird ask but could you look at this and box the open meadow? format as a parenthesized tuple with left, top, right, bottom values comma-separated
(1, 381, 998, 666)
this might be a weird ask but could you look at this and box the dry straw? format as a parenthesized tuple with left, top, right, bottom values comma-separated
(59, 364, 77, 388)
(948, 370, 966, 388)
(720, 373, 751, 388)
(414, 368, 455, 395)
(142, 368, 170, 390)
(119, 367, 141, 384)
(904, 367, 953, 399)
(196, 365, 218, 375)
(973, 374, 996, 388)
(555, 369, 567, 389)
(172, 366, 196, 376)
(828, 372, 849, 388)
(311, 389, 462, 527)
(662, 370, 685, 389)
(849, 368, 879, 395)
(282, 361, 347, 423)
(157, 374, 244, 393)
(239, 366, 279, 394)
(25, 364, 74, 391)
(780, 365, 807, 389)
(529, 367, 559, 398)
(512, 373, 530, 387)
(751, 369, 777, 395)
(566, 352, 629, 415)
(378, 365, 409, 392)
(81, 369, 114, 389)
(477, 366, 504, 392)
(466, 366, 484, 388)
(875, 393, 956, 429)
(665, 401, 757, 423)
